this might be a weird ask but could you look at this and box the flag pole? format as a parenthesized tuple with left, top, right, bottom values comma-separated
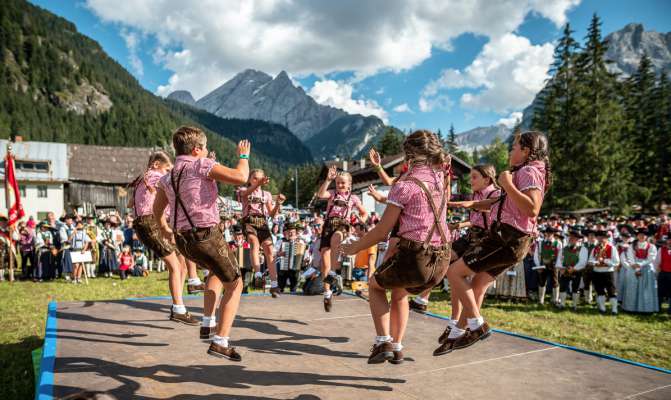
(5, 142, 14, 282)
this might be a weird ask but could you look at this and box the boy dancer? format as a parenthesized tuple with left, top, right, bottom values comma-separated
(154, 126, 250, 361)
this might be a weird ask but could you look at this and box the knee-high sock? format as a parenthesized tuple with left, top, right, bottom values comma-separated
(559, 292, 567, 306)
(572, 293, 580, 308)
(552, 288, 560, 304)
(585, 286, 592, 304)
(538, 287, 546, 304)
(610, 297, 618, 314)
(596, 295, 606, 312)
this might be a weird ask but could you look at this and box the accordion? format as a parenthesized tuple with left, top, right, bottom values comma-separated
(279, 240, 306, 271)
(235, 246, 252, 270)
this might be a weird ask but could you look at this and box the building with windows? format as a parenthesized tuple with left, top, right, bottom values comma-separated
(0, 139, 68, 220)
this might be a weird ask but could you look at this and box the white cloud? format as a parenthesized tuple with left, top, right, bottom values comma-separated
(308, 80, 388, 122)
(421, 33, 554, 114)
(418, 95, 454, 113)
(497, 111, 523, 128)
(393, 103, 413, 113)
(120, 28, 143, 77)
(84, 0, 580, 98)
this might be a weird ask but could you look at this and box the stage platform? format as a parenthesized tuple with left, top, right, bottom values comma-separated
(37, 294, 671, 399)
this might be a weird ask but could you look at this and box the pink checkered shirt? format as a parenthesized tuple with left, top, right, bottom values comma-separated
(134, 170, 166, 217)
(326, 190, 361, 219)
(387, 165, 450, 246)
(499, 160, 546, 234)
(238, 187, 271, 217)
(470, 184, 501, 229)
(157, 155, 219, 231)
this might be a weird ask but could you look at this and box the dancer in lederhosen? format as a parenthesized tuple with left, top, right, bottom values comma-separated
(433, 164, 499, 341)
(342, 130, 451, 364)
(434, 131, 551, 356)
(129, 151, 198, 325)
(236, 169, 286, 297)
(316, 166, 367, 312)
(154, 126, 250, 361)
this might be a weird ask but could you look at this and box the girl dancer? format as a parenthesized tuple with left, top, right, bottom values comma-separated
(130, 151, 198, 325)
(342, 130, 450, 364)
(435, 131, 551, 356)
(237, 170, 286, 297)
(154, 126, 250, 361)
(435, 164, 499, 343)
(317, 166, 367, 312)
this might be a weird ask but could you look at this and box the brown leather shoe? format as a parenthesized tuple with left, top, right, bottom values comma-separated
(409, 300, 428, 313)
(438, 326, 452, 344)
(207, 343, 242, 361)
(368, 342, 394, 364)
(187, 283, 205, 294)
(389, 350, 404, 365)
(433, 336, 459, 356)
(200, 326, 215, 341)
(170, 310, 199, 326)
(454, 322, 491, 350)
(324, 296, 332, 312)
(270, 287, 281, 298)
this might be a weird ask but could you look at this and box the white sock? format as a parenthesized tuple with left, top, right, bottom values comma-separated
(447, 319, 458, 329)
(392, 342, 403, 351)
(270, 281, 278, 288)
(324, 290, 333, 299)
(413, 297, 429, 306)
(212, 335, 229, 347)
(610, 297, 618, 313)
(448, 326, 466, 339)
(254, 271, 263, 278)
(467, 316, 484, 331)
(328, 270, 337, 277)
(202, 316, 216, 327)
(597, 296, 606, 311)
(188, 278, 202, 285)
(172, 304, 187, 314)
(375, 335, 392, 344)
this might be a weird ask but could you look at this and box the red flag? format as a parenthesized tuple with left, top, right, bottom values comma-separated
(5, 152, 25, 226)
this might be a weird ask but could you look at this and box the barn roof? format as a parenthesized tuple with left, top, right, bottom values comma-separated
(68, 144, 158, 184)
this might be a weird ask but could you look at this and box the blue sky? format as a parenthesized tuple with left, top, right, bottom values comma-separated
(31, 0, 671, 134)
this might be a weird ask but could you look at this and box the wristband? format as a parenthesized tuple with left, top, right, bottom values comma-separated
(375, 165, 383, 172)
(239, 154, 249, 159)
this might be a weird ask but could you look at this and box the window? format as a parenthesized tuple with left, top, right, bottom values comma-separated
(37, 185, 47, 198)
(19, 185, 26, 198)
(15, 160, 50, 172)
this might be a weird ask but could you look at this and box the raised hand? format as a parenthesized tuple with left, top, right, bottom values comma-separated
(237, 140, 251, 158)
(277, 193, 286, 204)
(368, 148, 382, 167)
(367, 185, 384, 202)
(327, 165, 337, 180)
(261, 176, 270, 186)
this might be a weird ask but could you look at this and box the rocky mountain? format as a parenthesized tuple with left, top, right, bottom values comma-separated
(455, 125, 512, 151)
(167, 90, 197, 107)
(517, 23, 671, 129)
(305, 115, 392, 161)
(192, 69, 347, 141)
(0, 0, 307, 179)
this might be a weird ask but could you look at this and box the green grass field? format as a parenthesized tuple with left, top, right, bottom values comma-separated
(1, 272, 669, 399)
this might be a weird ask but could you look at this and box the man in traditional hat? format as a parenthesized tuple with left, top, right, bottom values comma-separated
(533, 227, 562, 305)
(587, 230, 620, 315)
(557, 230, 588, 310)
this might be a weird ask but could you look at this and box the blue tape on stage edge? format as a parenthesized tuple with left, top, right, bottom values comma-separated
(36, 301, 57, 400)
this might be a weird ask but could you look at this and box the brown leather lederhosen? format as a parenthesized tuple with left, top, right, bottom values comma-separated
(241, 190, 272, 244)
(451, 188, 499, 259)
(319, 192, 353, 250)
(171, 165, 240, 283)
(374, 177, 451, 295)
(132, 177, 176, 258)
(461, 185, 533, 277)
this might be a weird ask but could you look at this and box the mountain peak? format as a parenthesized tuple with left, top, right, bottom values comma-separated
(167, 90, 197, 107)
(276, 70, 290, 81)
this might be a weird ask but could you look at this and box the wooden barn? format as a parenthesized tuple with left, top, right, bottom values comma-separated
(66, 144, 158, 215)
